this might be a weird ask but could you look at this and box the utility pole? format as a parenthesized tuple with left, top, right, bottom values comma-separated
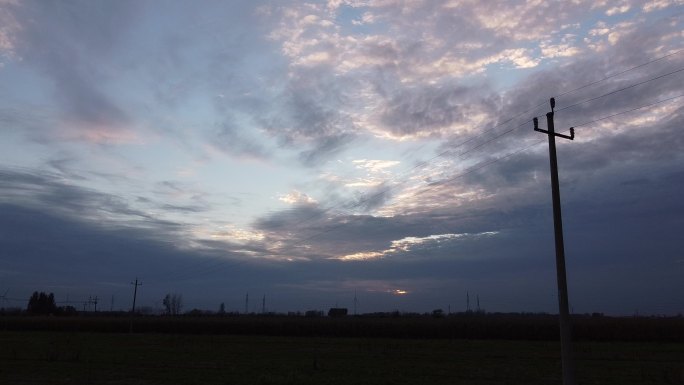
(92, 296, 98, 312)
(477, 294, 480, 312)
(354, 290, 358, 316)
(533, 97, 576, 385)
(0, 289, 8, 309)
(262, 294, 266, 314)
(130, 278, 142, 314)
(466, 291, 470, 312)
(245, 292, 249, 315)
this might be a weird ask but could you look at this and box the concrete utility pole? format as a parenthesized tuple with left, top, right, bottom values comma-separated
(533, 98, 576, 385)
(130, 278, 142, 313)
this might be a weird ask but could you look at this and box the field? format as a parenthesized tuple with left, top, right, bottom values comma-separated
(1, 315, 683, 384)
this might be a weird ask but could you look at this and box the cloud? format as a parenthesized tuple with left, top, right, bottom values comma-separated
(4, 0, 140, 141)
(279, 190, 318, 205)
(335, 231, 499, 261)
(261, 0, 605, 146)
(0, 168, 177, 231)
(643, 0, 683, 12)
(209, 121, 270, 160)
(352, 159, 401, 172)
(2, 0, 684, 314)
(0, 0, 19, 60)
(377, 82, 497, 139)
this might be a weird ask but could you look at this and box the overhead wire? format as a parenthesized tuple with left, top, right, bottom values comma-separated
(270, 91, 684, 261)
(155, 122, 541, 281)
(147, 114, 541, 282)
(128, 89, 684, 284)
(522, 49, 684, 127)
(163, 130, 546, 280)
(270, 52, 684, 237)
(554, 49, 684, 99)
(219, 125, 544, 264)
(569, 94, 684, 129)
(278, 109, 543, 233)
(152, 53, 684, 284)
(556, 67, 684, 113)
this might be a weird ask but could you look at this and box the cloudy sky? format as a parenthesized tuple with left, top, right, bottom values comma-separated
(1, 0, 683, 315)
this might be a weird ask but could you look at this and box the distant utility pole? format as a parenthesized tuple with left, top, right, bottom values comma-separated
(92, 296, 98, 312)
(533, 97, 576, 385)
(130, 278, 142, 313)
(110, 295, 114, 312)
(245, 293, 249, 315)
(477, 295, 480, 312)
(262, 294, 266, 314)
(354, 290, 358, 316)
(0, 289, 8, 309)
(466, 291, 470, 312)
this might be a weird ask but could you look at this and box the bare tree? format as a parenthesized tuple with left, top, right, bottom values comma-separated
(162, 293, 183, 315)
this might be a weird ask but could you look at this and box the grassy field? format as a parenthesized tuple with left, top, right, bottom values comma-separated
(3, 314, 683, 341)
(1, 331, 683, 385)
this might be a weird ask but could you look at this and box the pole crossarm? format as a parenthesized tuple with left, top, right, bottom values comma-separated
(533, 117, 575, 140)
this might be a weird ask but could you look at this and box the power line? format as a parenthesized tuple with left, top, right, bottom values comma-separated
(272, 118, 534, 239)
(149, 57, 684, 284)
(263, 57, 684, 239)
(152, 90, 681, 283)
(279, 112, 539, 234)
(157, 90, 679, 280)
(162, 255, 245, 283)
(114, 117, 537, 284)
(569, 94, 684, 129)
(53, 53, 684, 286)
(516, 49, 684, 130)
(269, 131, 546, 257)
(452, 120, 531, 159)
(155, 132, 549, 281)
(554, 49, 684, 99)
(148, 95, 684, 279)
(556, 67, 684, 113)
(423, 135, 548, 190)
(151, 93, 672, 282)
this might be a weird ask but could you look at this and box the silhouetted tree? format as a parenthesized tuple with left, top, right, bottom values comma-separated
(218, 302, 226, 315)
(163, 293, 183, 315)
(27, 291, 57, 315)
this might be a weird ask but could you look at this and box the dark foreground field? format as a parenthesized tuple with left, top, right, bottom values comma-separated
(1, 330, 683, 385)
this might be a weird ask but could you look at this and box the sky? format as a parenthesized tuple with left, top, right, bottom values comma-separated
(1, 0, 683, 315)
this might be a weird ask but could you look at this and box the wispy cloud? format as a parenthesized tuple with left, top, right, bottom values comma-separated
(279, 190, 318, 205)
(335, 232, 499, 261)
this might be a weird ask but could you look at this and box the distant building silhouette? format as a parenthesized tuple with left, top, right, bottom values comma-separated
(305, 310, 323, 317)
(328, 308, 348, 317)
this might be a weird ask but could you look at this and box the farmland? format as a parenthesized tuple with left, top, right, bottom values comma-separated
(1, 314, 683, 384)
